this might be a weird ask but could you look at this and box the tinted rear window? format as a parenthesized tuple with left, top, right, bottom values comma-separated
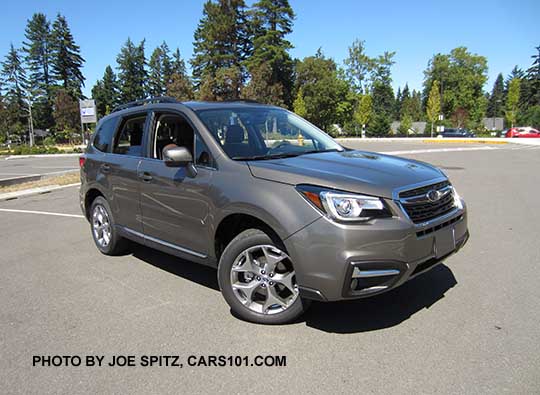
(93, 117, 118, 152)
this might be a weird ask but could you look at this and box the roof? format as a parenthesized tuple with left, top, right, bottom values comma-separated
(181, 100, 277, 111)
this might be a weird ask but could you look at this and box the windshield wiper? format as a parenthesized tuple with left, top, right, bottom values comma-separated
(232, 152, 304, 161)
(298, 148, 344, 156)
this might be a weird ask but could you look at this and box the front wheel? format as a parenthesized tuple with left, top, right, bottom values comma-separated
(218, 229, 310, 324)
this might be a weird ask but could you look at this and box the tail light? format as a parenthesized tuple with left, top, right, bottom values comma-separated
(79, 156, 86, 168)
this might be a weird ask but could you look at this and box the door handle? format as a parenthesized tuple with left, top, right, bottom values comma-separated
(139, 172, 153, 182)
(100, 164, 111, 173)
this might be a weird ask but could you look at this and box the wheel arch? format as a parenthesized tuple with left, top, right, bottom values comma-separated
(84, 187, 106, 220)
(214, 212, 284, 262)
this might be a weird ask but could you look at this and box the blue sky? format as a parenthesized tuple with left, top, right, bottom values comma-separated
(2, 0, 539, 97)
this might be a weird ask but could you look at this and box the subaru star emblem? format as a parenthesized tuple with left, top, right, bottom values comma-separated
(426, 189, 442, 202)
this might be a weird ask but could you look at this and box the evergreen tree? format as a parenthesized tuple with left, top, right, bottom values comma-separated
(53, 88, 80, 141)
(22, 13, 54, 129)
(242, 63, 284, 105)
(50, 14, 85, 98)
(191, 0, 251, 99)
(394, 87, 401, 119)
(370, 81, 394, 136)
(166, 73, 194, 101)
(525, 45, 540, 107)
(92, 65, 118, 116)
(148, 42, 173, 97)
(1, 44, 28, 141)
(487, 73, 505, 117)
(171, 48, 186, 76)
(399, 84, 410, 118)
(165, 48, 193, 101)
(116, 38, 147, 102)
(245, 0, 295, 106)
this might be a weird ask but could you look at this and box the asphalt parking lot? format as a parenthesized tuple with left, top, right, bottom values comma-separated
(0, 155, 78, 182)
(1, 140, 539, 394)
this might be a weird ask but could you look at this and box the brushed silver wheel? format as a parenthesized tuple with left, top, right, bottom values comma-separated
(230, 244, 298, 315)
(92, 204, 112, 248)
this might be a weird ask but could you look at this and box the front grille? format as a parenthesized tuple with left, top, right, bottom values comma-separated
(399, 180, 450, 198)
(399, 181, 456, 224)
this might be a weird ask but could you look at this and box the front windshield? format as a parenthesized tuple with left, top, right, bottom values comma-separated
(196, 107, 343, 160)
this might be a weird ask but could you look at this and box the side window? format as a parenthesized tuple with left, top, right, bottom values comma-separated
(152, 114, 194, 160)
(195, 134, 215, 168)
(113, 115, 146, 156)
(93, 117, 117, 152)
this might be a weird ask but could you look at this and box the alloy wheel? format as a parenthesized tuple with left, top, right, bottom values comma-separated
(230, 244, 298, 315)
(92, 204, 112, 248)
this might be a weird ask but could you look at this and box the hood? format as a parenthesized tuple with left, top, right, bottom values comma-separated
(247, 150, 445, 199)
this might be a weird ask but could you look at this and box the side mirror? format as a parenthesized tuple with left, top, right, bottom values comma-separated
(163, 146, 193, 167)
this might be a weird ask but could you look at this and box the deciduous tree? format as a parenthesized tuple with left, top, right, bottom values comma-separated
(426, 80, 441, 136)
(505, 78, 520, 127)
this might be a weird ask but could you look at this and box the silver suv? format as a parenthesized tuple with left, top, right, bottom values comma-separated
(80, 97, 469, 324)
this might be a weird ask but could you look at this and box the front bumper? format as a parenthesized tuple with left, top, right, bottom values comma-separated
(283, 201, 468, 302)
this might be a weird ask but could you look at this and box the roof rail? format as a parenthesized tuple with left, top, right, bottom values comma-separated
(222, 99, 261, 104)
(111, 96, 179, 113)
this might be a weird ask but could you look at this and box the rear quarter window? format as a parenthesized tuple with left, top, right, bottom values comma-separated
(93, 117, 118, 152)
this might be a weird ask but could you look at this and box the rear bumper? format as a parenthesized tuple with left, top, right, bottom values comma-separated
(284, 202, 468, 302)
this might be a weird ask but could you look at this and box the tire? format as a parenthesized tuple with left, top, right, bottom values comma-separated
(218, 229, 310, 324)
(89, 196, 128, 256)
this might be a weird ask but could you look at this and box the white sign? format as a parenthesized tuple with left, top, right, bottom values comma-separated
(79, 99, 97, 124)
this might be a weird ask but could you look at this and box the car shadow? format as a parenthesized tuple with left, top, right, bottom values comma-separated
(129, 243, 220, 291)
(128, 244, 457, 333)
(304, 264, 457, 334)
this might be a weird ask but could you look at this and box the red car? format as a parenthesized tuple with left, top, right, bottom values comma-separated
(505, 127, 540, 138)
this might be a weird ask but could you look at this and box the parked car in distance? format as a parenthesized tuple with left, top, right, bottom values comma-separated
(80, 97, 469, 324)
(437, 128, 476, 138)
(505, 127, 540, 138)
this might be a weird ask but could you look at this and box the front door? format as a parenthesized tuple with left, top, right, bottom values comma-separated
(138, 112, 215, 258)
(108, 112, 148, 233)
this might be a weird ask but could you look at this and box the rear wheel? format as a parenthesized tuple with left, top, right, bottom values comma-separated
(218, 229, 310, 324)
(90, 196, 128, 255)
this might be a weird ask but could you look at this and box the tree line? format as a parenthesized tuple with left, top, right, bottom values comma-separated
(1, 0, 540, 146)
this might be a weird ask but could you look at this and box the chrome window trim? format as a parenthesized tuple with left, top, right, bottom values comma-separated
(122, 226, 207, 259)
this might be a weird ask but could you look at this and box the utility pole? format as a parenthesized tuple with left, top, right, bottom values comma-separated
(28, 101, 35, 147)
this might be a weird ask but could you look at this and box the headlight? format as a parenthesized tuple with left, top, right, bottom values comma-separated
(297, 185, 391, 222)
(453, 187, 463, 209)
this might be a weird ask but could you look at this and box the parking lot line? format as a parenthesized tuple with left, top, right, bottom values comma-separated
(381, 146, 499, 155)
(0, 208, 85, 218)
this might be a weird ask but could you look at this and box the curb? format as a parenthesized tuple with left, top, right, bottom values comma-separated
(3, 153, 81, 160)
(0, 183, 80, 202)
(0, 170, 79, 187)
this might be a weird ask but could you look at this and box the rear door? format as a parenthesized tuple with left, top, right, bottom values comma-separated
(107, 112, 149, 234)
(137, 110, 216, 259)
